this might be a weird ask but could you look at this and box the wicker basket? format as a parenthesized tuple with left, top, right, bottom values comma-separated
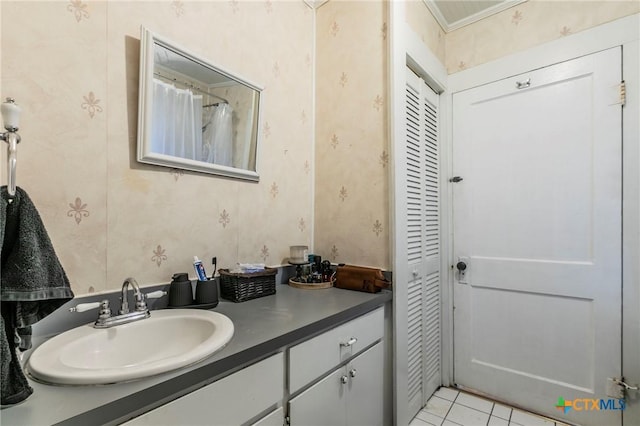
(219, 268, 277, 302)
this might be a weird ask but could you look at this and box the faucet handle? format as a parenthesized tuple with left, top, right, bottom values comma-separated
(69, 301, 101, 313)
(134, 290, 166, 312)
(69, 300, 112, 321)
(145, 290, 167, 300)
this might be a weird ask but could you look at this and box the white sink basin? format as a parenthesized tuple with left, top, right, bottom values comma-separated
(27, 309, 234, 385)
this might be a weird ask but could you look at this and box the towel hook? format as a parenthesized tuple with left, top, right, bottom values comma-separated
(0, 98, 22, 198)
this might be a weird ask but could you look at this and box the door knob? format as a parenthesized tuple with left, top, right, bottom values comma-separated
(349, 368, 357, 378)
(340, 375, 348, 384)
(456, 261, 467, 272)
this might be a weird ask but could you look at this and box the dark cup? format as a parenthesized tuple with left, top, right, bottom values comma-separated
(195, 279, 219, 306)
(169, 273, 193, 307)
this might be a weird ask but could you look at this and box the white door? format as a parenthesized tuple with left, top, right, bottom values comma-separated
(452, 47, 622, 426)
(403, 67, 442, 418)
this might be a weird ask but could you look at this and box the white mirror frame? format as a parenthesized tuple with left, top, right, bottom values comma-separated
(137, 27, 264, 182)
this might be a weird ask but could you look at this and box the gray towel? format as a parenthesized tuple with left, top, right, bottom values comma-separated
(1, 186, 74, 405)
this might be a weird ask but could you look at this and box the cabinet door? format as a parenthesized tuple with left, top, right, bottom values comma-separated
(347, 343, 384, 426)
(123, 353, 283, 425)
(288, 366, 347, 426)
(252, 407, 284, 426)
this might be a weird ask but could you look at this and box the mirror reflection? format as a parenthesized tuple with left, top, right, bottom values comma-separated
(137, 27, 262, 181)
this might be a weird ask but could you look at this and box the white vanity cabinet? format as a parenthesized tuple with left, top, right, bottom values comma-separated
(288, 343, 383, 426)
(121, 306, 386, 426)
(287, 307, 384, 426)
(122, 352, 283, 426)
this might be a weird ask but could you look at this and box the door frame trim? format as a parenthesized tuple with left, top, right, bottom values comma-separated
(444, 14, 640, 423)
(622, 38, 640, 426)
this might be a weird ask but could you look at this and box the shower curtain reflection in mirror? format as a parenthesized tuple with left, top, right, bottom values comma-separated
(151, 79, 202, 161)
(203, 103, 234, 167)
(151, 78, 234, 166)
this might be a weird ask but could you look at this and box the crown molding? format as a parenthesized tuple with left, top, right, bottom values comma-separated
(303, 0, 329, 10)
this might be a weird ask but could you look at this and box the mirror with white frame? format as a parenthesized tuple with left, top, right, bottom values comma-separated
(137, 27, 263, 181)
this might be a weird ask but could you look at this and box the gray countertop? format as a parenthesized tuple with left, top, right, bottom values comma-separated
(1, 284, 391, 426)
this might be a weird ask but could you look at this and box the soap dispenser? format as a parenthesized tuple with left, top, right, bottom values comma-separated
(168, 273, 193, 307)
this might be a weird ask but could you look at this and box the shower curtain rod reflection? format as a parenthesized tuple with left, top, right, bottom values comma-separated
(153, 71, 229, 104)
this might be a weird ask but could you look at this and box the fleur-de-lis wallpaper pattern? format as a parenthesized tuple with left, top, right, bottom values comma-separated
(2, 0, 637, 294)
(315, 0, 390, 268)
(67, 197, 89, 225)
(442, 0, 639, 73)
(2, 0, 313, 295)
(67, 0, 89, 22)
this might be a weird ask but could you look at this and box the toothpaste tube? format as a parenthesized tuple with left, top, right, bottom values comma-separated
(193, 256, 207, 281)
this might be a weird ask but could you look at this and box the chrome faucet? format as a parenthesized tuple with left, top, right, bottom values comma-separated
(69, 277, 166, 328)
(119, 277, 146, 315)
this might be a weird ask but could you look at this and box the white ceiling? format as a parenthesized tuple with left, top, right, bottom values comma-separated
(303, 0, 527, 32)
(425, 0, 527, 32)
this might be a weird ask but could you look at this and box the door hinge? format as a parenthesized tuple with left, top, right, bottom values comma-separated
(609, 81, 626, 107)
(607, 377, 639, 399)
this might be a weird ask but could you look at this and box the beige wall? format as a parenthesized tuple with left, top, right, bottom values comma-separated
(445, 0, 640, 73)
(3, 1, 638, 294)
(1, 1, 314, 295)
(314, 0, 390, 269)
(405, 0, 446, 65)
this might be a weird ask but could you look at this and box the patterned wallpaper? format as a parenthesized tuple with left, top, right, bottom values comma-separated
(314, 0, 390, 269)
(405, 0, 446, 65)
(445, 0, 640, 73)
(1, 0, 314, 295)
(2, 1, 638, 294)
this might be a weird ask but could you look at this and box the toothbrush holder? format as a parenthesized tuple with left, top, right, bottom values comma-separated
(195, 278, 219, 306)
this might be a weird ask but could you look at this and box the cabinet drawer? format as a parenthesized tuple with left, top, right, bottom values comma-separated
(123, 352, 283, 425)
(289, 307, 383, 393)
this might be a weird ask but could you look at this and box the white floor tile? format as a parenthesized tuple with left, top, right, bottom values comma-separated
(434, 387, 460, 402)
(510, 409, 555, 426)
(456, 392, 494, 414)
(423, 395, 454, 418)
(489, 416, 509, 426)
(416, 410, 445, 426)
(446, 403, 491, 426)
(491, 403, 512, 421)
(418, 389, 559, 426)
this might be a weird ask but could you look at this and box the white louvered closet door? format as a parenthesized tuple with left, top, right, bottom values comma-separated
(405, 67, 441, 417)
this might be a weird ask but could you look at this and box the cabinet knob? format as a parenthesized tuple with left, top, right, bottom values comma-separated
(340, 337, 357, 347)
(340, 375, 348, 384)
(349, 368, 357, 378)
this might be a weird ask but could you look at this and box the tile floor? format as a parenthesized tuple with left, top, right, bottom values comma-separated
(410, 387, 572, 426)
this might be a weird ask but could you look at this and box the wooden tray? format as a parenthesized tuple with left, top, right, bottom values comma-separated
(289, 278, 333, 290)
